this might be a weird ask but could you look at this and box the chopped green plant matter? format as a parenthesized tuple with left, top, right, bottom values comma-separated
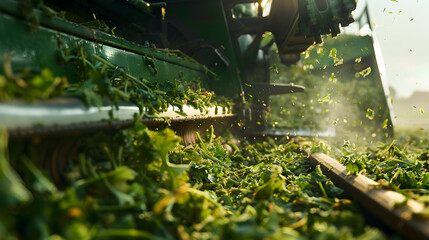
(0, 49, 232, 117)
(268, 35, 392, 142)
(0, 54, 68, 101)
(318, 94, 331, 103)
(61, 49, 230, 116)
(339, 139, 429, 218)
(366, 108, 375, 120)
(359, 67, 372, 78)
(0, 127, 32, 208)
(1, 126, 387, 239)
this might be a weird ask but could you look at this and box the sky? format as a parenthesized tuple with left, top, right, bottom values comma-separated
(350, 0, 429, 98)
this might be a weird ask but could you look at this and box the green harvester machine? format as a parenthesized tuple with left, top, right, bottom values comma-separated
(3, 1, 424, 239)
(0, 0, 359, 140)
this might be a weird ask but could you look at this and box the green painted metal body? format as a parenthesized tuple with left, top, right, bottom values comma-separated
(162, 0, 244, 98)
(304, 35, 374, 69)
(0, 0, 210, 90)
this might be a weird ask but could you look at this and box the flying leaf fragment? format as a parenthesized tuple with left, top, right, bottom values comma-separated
(366, 108, 375, 120)
(359, 67, 372, 78)
(355, 57, 362, 63)
(382, 118, 389, 129)
(420, 108, 425, 114)
(318, 94, 331, 103)
(271, 64, 279, 74)
(329, 73, 337, 83)
(334, 58, 344, 66)
(329, 48, 337, 58)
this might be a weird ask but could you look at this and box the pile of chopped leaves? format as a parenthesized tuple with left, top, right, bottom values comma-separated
(60, 48, 229, 116)
(0, 125, 387, 240)
(0, 49, 232, 117)
(339, 139, 429, 217)
(0, 54, 68, 102)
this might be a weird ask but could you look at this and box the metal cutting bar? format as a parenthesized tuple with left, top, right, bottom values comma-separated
(0, 98, 235, 138)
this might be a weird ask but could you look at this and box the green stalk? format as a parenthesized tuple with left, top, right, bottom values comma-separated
(0, 127, 32, 207)
(196, 132, 227, 167)
(103, 144, 118, 168)
(91, 54, 156, 93)
(385, 158, 414, 166)
(93, 201, 146, 212)
(317, 181, 328, 198)
(195, 132, 210, 153)
(201, 152, 227, 167)
(94, 229, 165, 240)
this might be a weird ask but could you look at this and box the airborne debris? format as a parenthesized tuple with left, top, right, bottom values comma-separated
(382, 118, 389, 129)
(318, 94, 331, 103)
(359, 67, 372, 78)
(366, 108, 375, 120)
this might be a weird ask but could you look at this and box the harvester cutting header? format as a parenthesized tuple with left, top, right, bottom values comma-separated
(0, 0, 356, 137)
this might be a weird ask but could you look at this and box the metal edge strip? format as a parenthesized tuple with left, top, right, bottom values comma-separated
(0, 98, 235, 137)
(308, 152, 429, 240)
(0, 0, 207, 72)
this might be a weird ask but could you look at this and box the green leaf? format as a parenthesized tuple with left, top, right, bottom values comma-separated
(254, 177, 285, 200)
(334, 58, 344, 66)
(21, 158, 58, 195)
(133, 122, 148, 134)
(166, 162, 189, 180)
(382, 118, 389, 129)
(147, 128, 185, 189)
(105, 166, 137, 192)
(312, 165, 328, 182)
(317, 48, 325, 55)
(366, 108, 375, 120)
(77, 166, 137, 196)
(422, 173, 429, 186)
(329, 73, 337, 83)
(329, 48, 337, 58)
(318, 94, 331, 103)
(0, 128, 32, 207)
(149, 128, 181, 159)
(346, 163, 360, 175)
(359, 67, 372, 78)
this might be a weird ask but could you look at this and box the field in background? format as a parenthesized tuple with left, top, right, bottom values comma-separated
(392, 91, 429, 135)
